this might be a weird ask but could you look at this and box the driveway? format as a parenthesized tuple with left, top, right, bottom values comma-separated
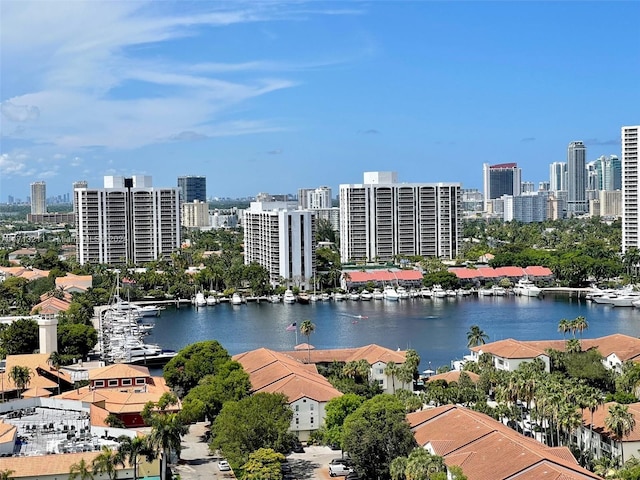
(174, 423, 344, 480)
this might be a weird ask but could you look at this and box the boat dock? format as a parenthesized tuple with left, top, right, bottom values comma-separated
(539, 287, 595, 299)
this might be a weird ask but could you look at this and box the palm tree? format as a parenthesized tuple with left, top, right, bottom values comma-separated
(48, 351, 63, 395)
(385, 361, 399, 393)
(558, 318, 571, 339)
(389, 456, 407, 480)
(117, 435, 155, 480)
(299, 320, 315, 363)
(92, 446, 122, 480)
(69, 458, 94, 480)
(466, 325, 489, 348)
(355, 359, 371, 383)
(573, 316, 588, 338)
(605, 403, 636, 466)
(8, 365, 31, 398)
(0, 469, 14, 480)
(148, 413, 189, 480)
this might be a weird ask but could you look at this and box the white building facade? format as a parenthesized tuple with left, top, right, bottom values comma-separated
(75, 176, 181, 265)
(502, 193, 548, 223)
(181, 200, 210, 227)
(339, 172, 461, 263)
(243, 201, 316, 290)
(622, 126, 640, 253)
(30, 181, 46, 215)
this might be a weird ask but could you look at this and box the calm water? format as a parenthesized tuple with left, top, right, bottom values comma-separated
(143, 295, 640, 372)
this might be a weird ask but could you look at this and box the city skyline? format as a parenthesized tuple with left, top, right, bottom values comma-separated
(1, 1, 638, 200)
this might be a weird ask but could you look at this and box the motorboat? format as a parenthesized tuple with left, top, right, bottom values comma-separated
(206, 295, 218, 306)
(283, 289, 297, 304)
(231, 293, 243, 305)
(396, 286, 410, 299)
(309, 293, 319, 302)
(383, 285, 399, 301)
(320, 293, 331, 301)
(269, 294, 281, 303)
(491, 285, 507, 296)
(513, 277, 542, 297)
(333, 292, 346, 301)
(138, 305, 161, 317)
(360, 290, 373, 301)
(348, 292, 361, 301)
(372, 289, 384, 300)
(195, 292, 207, 307)
(431, 284, 447, 298)
(420, 288, 433, 298)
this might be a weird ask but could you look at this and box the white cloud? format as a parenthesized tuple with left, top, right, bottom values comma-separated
(1, 101, 41, 122)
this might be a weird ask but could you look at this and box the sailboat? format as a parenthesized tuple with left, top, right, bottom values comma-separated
(309, 273, 319, 302)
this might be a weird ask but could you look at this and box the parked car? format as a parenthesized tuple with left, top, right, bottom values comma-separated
(218, 460, 231, 471)
(329, 461, 353, 477)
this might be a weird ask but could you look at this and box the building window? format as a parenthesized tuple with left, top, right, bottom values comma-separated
(135, 378, 146, 385)
(295, 418, 299, 425)
(310, 404, 314, 411)
(94, 380, 104, 388)
(377, 368, 384, 374)
(311, 417, 314, 424)
(121, 379, 132, 386)
(377, 379, 384, 386)
(295, 405, 299, 412)
(108, 380, 118, 387)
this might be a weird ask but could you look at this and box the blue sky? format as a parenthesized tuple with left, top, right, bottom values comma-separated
(1, 1, 638, 201)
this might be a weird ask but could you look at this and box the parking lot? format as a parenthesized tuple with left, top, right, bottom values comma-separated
(174, 423, 344, 480)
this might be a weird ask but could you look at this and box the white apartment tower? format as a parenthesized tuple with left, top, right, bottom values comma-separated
(75, 176, 181, 265)
(622, 126, 640, 253)
(549, 162, 567, 192)
(244, 201, 316, 290)
(30, 181, 46, 214)
(567, 141, 587, 215)
(339, 172, 461, 263)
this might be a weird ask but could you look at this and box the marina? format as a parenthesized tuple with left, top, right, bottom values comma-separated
(137, 292, 640, 374)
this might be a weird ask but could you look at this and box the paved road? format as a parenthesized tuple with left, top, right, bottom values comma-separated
(174, 423, 345, 480)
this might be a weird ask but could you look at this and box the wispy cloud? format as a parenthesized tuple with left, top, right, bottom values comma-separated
(360, 129, 380, 135)
(267, 149, 283, 155)
(520, 137, 536, 143)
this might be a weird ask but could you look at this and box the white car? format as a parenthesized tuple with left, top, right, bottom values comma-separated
(218, 460, 231, 471)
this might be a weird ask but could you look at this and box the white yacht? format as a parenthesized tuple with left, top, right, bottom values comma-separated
(269, 294, 281, 303)
(372, 289, 384, 300)
(320, 292, 331, 301)
(206, 295, 218, 306)
(194, 292, 207, 307)
(360, 290, 373, 301)
(383, 285, 400, 301)
(138, 305, 161, 316)
(283, 289, 297, 304)
(396, 286, 410, 299)
(333, 291, 346, 301)
(231, 293, 243, 305)
(349, 292, 361, 301)
(420, 287, 433, 298)
(431, 284, 447, 298)
(513, 277, 542, 297)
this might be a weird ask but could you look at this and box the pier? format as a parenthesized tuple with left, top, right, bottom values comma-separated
(540, 287, 595, 299)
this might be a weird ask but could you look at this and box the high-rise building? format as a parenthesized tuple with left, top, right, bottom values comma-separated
(243, 200, 316, 289)
(567, 141, 587, 216)
(75, 176, 180, 265)
(482, 163, 521, 211)
(30, 181, 46, 214)
(182, 200, 210, 228)
(549, 162, 567, 192)
(298, 186, 332, 209)
(593, 155, 622, 191)
(177, 175, 207, 203)
(502, 193, 548, 223)
(622, 126, 640, 253)
(339, 172, 461, 263)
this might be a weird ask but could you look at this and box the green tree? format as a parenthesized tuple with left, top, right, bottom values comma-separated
(605, 403, 637, 466)
(342, 394, 417, 480)
(148, 413, 189, 480)
(242, 448, 285, 480)
(321, 393, 365, 447)
(8, 365, 32, 397)
(210, 392, 294, 467)
(180, 360, 251, 423)
(0, 470, 14, 480)
(163, 340, 232, 397)
(117, 435, 156, 480)
(385, 361, 399, 393)
(404, 448, 446, 480)
(390, 456, 408, 480)
(299, 320, 315, 363)
(466, 325, 489, 348)
(92, 446, 122, 480)
(68, 458, 94, 480)
(0, 318, 39, 355)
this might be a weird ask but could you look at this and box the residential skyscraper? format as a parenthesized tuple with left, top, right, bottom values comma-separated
(549, 162, 567, 192)
(177, 175, 207, 203)
(75, 176, 180, 265)
(593, 155, 622, 191)
(30, 181, 46, 214)
(244, 200, 315, 289)
(622, 126, 640, 253)
(567, 141, 587, 215)
(482, 163, 521, 211)
(339, 172, 461, 263)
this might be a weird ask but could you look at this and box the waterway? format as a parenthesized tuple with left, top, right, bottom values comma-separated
(142, 295, 640, 373)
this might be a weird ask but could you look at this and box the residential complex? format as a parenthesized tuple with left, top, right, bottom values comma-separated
(177, 175, 207, 203)
(622, 125, 640, 253)
(181, 199, 210, 227)
(74, 175, 181, 265)
(243, 198, 316, 289)
(30, 181, 46, 215)
(339, 172, 461, 263)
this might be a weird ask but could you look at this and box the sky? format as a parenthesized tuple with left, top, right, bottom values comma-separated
(1, 1, 639, 201)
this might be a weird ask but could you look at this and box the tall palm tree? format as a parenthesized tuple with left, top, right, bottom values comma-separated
(385, 361, 399, 393)
(299, 320, 315, 363)
(92, 446, 122, 480)
(117, 435, 155, 480)
(605, 403, 637, 466)
(47, 351, 63, 395)
(573, 316, 589, 338)
(69, 458, 94, 480)
(558, 318, 571, 339)
(148, 413, 189, 480)
(8, 365, 31, 398)
(466, 325, 489, 348)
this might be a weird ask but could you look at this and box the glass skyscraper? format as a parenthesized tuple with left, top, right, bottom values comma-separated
(177, 175, 207, 203)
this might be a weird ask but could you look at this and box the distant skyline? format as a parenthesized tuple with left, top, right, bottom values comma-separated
(1, 1, 638, 200)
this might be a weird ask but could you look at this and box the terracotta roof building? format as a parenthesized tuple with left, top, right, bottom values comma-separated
(409, 404, 601, 480)
(342, 270, 424, 289)
(233, 348, 342, 441)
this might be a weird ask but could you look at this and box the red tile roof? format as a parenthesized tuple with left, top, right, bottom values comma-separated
(449, 266, 552, 280)
(408, 405, 600, 480)
(344, 270, 423, 283)
(582, 402, 640, 442)
(282, 344, 407, 365)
